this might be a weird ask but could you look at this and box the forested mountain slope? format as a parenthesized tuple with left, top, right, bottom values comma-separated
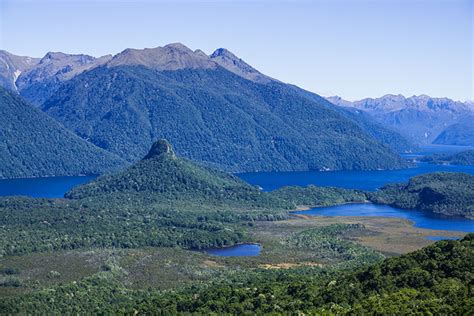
(0, 87, 126, 179)
(41, 46, 408, 172)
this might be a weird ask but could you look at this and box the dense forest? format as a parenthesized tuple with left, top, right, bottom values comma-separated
(420, 150, 474, 165)
(3, 143, 470, 259)
(0, 87, 127, 179)
(0, 140, 293, 257)
(369, 172, 474, 218)
(270, 185, 367, 207)
(41, 65, 408, 172)
(1, 234, 471, 314)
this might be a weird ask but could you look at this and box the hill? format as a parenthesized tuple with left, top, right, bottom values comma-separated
(0, 87, 126, 179)
(328, 94, 474, 145)
(41, 44, 407, 172)
(66, 139, 283, 209)
(433, 121, 474, 146)
(420, 150, 474, 165)
(368, 172, 474, 218)
(0, 139, 289, 257)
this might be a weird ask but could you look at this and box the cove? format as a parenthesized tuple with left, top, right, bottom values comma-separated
(203, 243, 261, 257)
(294, 203, 473, 233)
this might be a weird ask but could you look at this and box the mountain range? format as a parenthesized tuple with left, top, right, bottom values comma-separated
(0, 43, 412, 176)
(433, 120, 474, 146)
(327, 94, 474, 146)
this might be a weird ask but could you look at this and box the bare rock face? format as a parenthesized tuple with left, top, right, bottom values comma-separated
(210, 48, 273, 83)
(0, 50, 40, 91)
(107, 43, 217, 71)
(143, 139, 175, 160)
(16, 52, 112, 89)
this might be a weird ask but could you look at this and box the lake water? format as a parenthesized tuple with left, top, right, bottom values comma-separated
(294, 203, 473, 233)
(426, 236, 460, 241)
(1, 163, 474, 197)
(1, 145, 473, 197)
(238, 162, 474, 191)
(0, 176, 97, 198)
(204, 243, 261, 257)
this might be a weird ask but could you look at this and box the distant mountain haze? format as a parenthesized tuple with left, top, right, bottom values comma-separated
(433, 120, 474, 146)
(327, 95, 474, 146)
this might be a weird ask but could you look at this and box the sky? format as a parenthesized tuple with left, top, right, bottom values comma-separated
(1, 0, 472, 101)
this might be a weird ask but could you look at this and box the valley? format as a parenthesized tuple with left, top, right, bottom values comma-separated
(0, 140, 472, 313)
(1, 4, 473, 312)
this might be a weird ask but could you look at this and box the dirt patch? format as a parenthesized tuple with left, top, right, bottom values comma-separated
(202, 260, 224, 268)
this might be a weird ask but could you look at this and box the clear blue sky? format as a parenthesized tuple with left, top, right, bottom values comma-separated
(1, 0, 472, 101)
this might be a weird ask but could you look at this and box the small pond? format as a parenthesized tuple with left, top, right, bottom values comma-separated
(203, 243, 261, 257)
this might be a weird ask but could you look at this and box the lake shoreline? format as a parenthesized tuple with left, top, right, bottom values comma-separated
(293, 203, 473, 233)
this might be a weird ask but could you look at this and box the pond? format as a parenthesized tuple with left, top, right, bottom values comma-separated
(203, 243, 261, 257)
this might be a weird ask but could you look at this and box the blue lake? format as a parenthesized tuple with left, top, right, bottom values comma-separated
(0, 176, 97, 198)
(2, 145, 473, 197)
(1, 162, 474, 197)
(204, 243, 261, 257)
(294, 203, 473, 233)
(238, 162, 474, 191)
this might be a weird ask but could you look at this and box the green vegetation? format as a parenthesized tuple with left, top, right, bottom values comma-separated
(420, 150, 474, 165)
(296, 87, 417, 153)
(66, 140, 286, 210)
(1, 234, 471, 314)
(0, 87, 127, 179)
(1, 139, 473, 314)
(369, 172, 474, 218)
(282, 224, 384, 267)
(270, 185, 367, 207)
(0, 140, 290, 258)
(42, 66, 408, 172)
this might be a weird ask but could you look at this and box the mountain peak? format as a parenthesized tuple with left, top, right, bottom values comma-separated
(164, 42, 192, 51)
(210, 48, 273, 83)
(108, 44, 216, 71)
(143, 139, 175, 159)
(210, 48, 237, 59)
